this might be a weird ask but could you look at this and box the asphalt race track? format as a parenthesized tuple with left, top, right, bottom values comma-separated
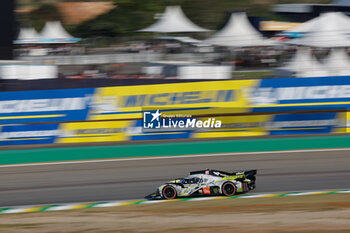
(0, 149, 349, 207)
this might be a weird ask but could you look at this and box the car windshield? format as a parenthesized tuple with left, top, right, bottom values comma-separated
(181, 177, 201, 184)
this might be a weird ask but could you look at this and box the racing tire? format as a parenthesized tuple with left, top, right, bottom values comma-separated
(221, 182, 236, 196)
(162, 185, 177, 199)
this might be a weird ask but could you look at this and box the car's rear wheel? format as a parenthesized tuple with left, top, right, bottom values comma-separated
(221, 182, 236, 196)
(162, 185, 177, 199)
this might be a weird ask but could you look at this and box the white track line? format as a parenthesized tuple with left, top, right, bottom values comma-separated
(1, 189, 349, 214)
(1, 147, 350, 168)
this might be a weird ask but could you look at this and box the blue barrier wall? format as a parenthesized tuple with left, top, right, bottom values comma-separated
(0, 77, 349, 145)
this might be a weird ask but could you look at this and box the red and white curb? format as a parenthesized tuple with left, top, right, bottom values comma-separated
(0, 189, 349, 214)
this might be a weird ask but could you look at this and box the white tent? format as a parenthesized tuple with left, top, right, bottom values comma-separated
(15, 21, 80, 44)
(286, 12, 350, 34)
(39, 21, 81, 43)
(324, 48, 350, 76)
(204, 12, 277, 47)
(15, 27, 41, 44)
(138, 6, 210, 33)
(40, 21, 74, 40)
(17, 28, 40, 40)
(281, 47, 328, 77)
(286, 12, 350, 47)
(287, 22, 350, 48)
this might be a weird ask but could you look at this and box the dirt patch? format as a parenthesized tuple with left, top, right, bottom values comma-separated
(56, 2, 116, 25)
(0, 194, 350, 233)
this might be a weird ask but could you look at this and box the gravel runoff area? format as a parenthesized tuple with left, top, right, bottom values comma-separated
(0, 193, 349, 233)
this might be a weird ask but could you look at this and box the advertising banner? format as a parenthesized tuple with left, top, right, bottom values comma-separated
(191, 112, 343, 138)
(88, 80, 257, 121)
(247, 77, 350, 112)
(267, 112, 341, 135)
(58, 119, 194, 143)
(192, 115, 270, 138)
(1, 77, 350, 146)
(335, 111, 350, 133)
(4, 111, 343, 145)
(0, 88, 95, 124)
(58, 120, 131, 143)
(0, 123, 59, 145)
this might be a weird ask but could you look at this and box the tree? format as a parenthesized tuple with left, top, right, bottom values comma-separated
(28, 3, 61, 30)
(74, 0, 165, 38)
(74, 0, 276, 38)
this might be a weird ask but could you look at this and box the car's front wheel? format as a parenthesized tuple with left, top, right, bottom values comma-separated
(162, 185, 177, 199)
(221, 182, 236, 196)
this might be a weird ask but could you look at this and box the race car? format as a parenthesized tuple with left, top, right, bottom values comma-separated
(146, 169, 257, 200)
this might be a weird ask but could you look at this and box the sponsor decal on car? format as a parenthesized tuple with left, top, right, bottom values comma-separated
(203, 187, 211, 195)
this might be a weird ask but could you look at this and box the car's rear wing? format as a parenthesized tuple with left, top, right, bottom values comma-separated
(190, 169, 257, 178)
(244, 169, 257, 176)
(243, 169, 257, 180)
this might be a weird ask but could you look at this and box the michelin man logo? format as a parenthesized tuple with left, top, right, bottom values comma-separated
(143, 110, 161, 129)
(90, 95, 120, 113)
(244, 86, 278, 105)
